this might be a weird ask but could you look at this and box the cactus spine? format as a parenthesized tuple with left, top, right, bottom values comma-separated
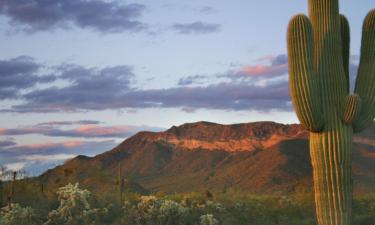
(287, 1, 375, 225)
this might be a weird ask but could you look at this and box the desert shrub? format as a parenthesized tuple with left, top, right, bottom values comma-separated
(43, 183, 108, 225)
(200, 214, 218, 225)
(1, 179, 374, 225)
(0, 203, 40, 225)
(131, 196, 189, 225)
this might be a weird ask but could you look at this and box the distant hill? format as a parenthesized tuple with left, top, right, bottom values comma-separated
(39, 121, 375, 195)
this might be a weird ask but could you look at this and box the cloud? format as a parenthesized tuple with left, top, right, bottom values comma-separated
(17, 153, 77, 163)
(236, 54, 288, 78)
(0, 0, 147, 33)
(3, 141, 86, 152)
(9, 64, 134, 112)
(0, 140, 116, 174)
(8, 80, 291, 113)
(0, 140, 16, 147)
(0, 55, 291, 113)
(4, 162, 26, 171)
(271, 54, 288, 66)
(46, 125, 162, 138)
(36, 120, 101, 127)
(239, 64, 288, 77)
(178, 75, 206, 85)
(199, 6, 216, 14)
(172, 22, 221, 34)
(124, 81, 291, 111)
(0, 123, 162, 138)
(1, 140, 115, 156)
(0, 56, 55, 99)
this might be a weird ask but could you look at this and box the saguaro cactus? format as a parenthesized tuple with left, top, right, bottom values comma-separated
(287, 1, 375, 225)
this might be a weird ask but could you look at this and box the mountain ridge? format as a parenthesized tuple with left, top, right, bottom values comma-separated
(40, 121, 375, 195)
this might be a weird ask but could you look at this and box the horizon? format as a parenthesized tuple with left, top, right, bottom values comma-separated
(0, 0, 374, 175)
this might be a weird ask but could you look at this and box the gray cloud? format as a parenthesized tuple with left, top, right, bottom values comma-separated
(199, 6, 216, 14)
(178, 75, 206, 85)
(0, 56, 55, 99)
(124, 81, 291, 111)
(0, 54, 314, 113)
(172, 22, 220, 34)
(0, 89, 16, 100)
(8, 79, 291, 113)
(0, 56, 292, 113)
(0, 0, 147, 33)
(0, 140, 16, 147)
(10, 64, 134, 112)
(271, 54, 288, 66)
(36, 120, 101, 127)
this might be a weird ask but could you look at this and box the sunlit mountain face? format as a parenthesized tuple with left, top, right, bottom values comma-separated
(38, 121, 375, 195)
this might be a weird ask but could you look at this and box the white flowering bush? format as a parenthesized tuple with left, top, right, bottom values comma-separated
(0, 203, 39, 225)
(43, 183, 107, 225)
(157, 199, 188, 225)
(200, 214, 218, 225)
(204, 200, 226, 213)
(133, 195, 189, 225)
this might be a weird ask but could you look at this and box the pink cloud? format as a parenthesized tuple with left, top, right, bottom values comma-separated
(16, 143, 58, 150)
(74, 125, 134, 137)
(11, 141, 87, 151)
(62, 141, 86, 148)
(240, 64, 288, 77)
(0, 123, 162, 138)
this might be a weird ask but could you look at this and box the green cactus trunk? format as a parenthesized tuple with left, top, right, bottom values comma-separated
(310, 123, 352, 225)
(287, 1, 375, 225)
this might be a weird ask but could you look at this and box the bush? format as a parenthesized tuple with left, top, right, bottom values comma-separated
(0, 203, 40, 225)
(43, 183, 108, 225)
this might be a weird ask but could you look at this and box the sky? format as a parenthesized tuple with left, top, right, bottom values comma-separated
(0, 0, 373, 175)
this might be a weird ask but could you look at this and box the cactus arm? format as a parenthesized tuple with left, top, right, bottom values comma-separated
(340, 15, 350, 93)
(342, 94, 361, 124)
(353, 10, 375, 132)
(287, 15, 324, 132)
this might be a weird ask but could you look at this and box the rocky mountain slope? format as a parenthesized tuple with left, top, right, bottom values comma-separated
(40, 121, 375, 195)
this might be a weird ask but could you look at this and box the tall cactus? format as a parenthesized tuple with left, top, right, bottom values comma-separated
(287, 1, 375, 225)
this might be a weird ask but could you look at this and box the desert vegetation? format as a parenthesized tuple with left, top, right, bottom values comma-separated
(0, 167, 374, 225)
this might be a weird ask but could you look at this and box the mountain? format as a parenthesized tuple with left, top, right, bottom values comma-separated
(39, 121, 375, 195)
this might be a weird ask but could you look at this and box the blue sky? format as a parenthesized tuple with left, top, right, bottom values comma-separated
(0, 0, 373, 174)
